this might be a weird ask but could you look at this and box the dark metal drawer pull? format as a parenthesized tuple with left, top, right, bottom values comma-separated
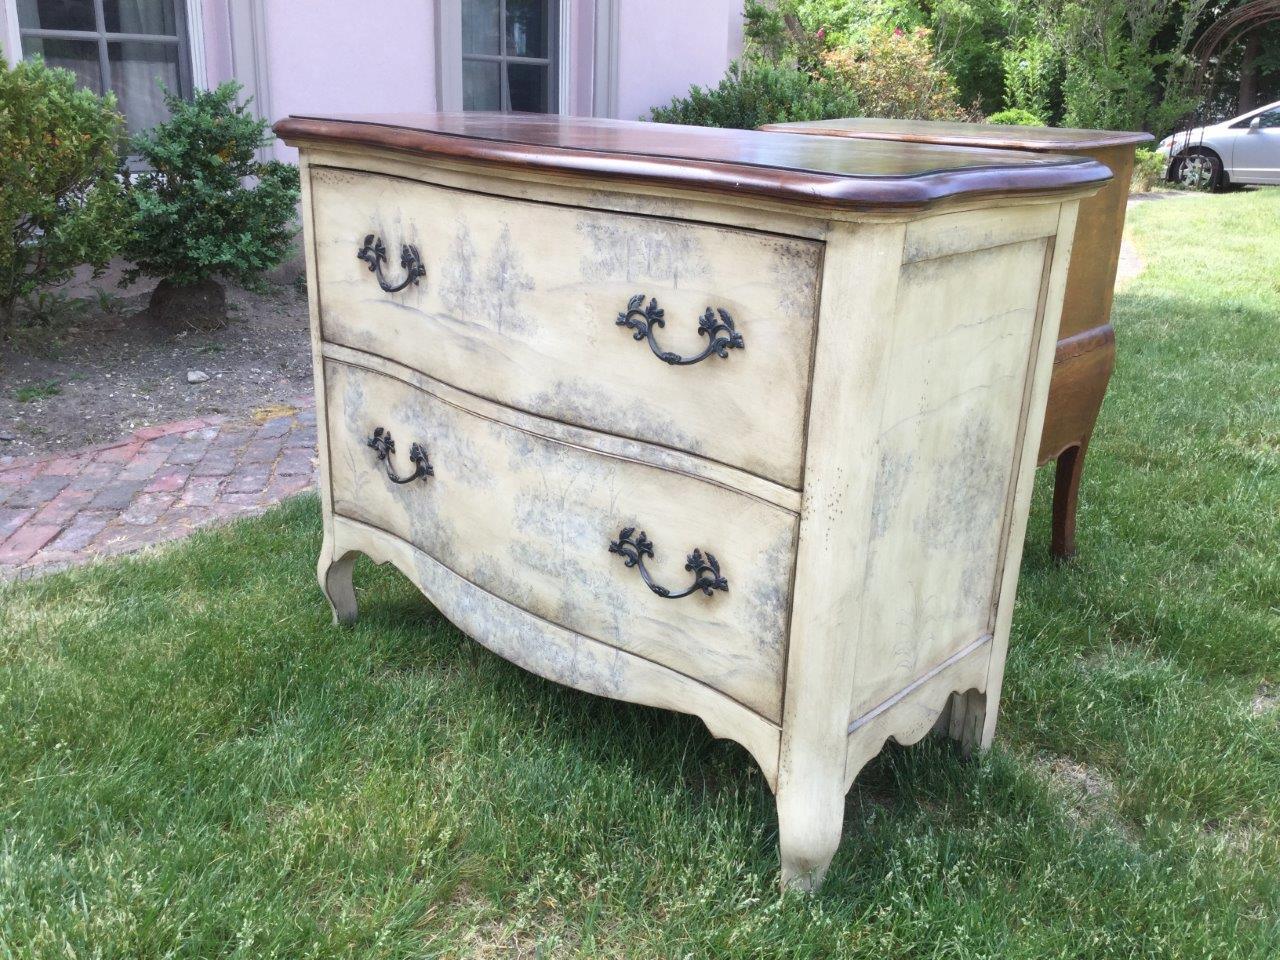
(366, 427, 433, 485)
(356, 233, 426, 293)
(616, 294, 744, 366)
(609, 527, 728, 599)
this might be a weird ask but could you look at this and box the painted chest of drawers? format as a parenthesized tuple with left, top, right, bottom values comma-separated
(762, 119, 1152, 560)
(275, 113, 1109, 891)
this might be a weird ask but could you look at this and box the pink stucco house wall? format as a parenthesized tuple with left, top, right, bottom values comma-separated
(2, 1, 744, 161)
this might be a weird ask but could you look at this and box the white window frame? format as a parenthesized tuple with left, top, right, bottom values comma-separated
(437, 0, 611, 115)
(4, 0, 208, 100)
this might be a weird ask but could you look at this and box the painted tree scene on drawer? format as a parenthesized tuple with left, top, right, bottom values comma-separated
(2, 0, 1279, 955)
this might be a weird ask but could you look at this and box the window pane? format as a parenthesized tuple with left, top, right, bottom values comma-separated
(21, 36, 102, 92)
(108, 40, 179, 134)
(1260, 110, 1280, 129)
(507, 62, 549, 113)
(104, 0, 178, 36)
(462, 0, 499, 55)
(463, 59, 501, 111)
(505, 0, 548, 58)
(16, 0, 95, 31)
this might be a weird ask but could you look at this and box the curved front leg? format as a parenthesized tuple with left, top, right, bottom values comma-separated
(777, 769, 846, 893)
(317, 539, 358, 625)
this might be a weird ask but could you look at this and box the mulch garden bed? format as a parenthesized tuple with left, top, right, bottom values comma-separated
(1, 269, 313, 461)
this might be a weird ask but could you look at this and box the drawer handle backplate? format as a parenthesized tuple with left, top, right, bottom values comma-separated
(609, 526, 729, 599)
(616, 294, 744, 366)
(357, 233, 426, 293)
(367, 427, 433, 485)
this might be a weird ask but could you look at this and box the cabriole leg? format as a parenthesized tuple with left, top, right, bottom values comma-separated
(776, 772, 846, 892)
(946, 688, 988, 758)
(1050, 440, 1089, 561)
(318, 540, 358, 625)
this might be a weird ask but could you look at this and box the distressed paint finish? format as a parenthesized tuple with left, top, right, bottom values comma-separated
(323, 358, 798, 722)
(851, 236, 1050, 715)
(288, 128, 1097, 892)
(321, 515, 784, 789)
(309, 167, 822, 488)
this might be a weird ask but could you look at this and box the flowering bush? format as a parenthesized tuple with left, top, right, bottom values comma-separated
(1130, 148, 1168, 193)
(820, 26, 973, 122)
(0, 56, 125, 330)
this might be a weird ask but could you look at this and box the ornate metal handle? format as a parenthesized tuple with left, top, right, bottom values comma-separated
(356, 233, 426, 293)
(366, 427, 433, 485)
(616, 294, 744, 366)
(608, 526, 728, 599)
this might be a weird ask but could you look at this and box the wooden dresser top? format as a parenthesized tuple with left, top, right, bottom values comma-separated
(274, 112, 1111, 214)
(760, 118, 1154, 152)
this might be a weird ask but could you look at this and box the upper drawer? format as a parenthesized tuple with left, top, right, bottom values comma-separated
(307, 167, 823, 489)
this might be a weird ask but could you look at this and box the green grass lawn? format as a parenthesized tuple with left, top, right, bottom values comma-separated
(2, 191, 1279, 959)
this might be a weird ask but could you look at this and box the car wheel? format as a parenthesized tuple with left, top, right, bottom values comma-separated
(1178, 150, 1223, 191)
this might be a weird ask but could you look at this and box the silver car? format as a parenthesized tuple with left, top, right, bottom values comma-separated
(1157, 99, 1280, 190)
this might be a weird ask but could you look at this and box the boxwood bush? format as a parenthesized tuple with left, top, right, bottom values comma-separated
(987, 108, 1045, 126)
(649, 60, 861, 130)
(123, 82, 299, 294)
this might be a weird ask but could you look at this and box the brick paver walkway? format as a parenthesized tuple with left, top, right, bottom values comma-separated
(0, 399, 317, 578)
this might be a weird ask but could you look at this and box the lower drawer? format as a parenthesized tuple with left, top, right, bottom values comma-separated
(323, 358, 797, 721)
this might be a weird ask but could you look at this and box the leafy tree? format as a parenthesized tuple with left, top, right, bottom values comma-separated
(1001, 35, 1058, 123)
(1052, 0, 1212, 133)
(0, 56, 125, 331)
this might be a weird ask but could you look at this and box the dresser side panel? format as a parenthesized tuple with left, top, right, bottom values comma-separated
(981, 201, 1080, 746)
(848, 228, 1055, 718)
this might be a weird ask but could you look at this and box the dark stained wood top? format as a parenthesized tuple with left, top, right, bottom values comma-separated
(760, 118, 1154, 152)
(274, 112, 1111, 213)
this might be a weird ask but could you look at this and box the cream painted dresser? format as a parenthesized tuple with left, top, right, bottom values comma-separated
(274, 113, 1109, 891)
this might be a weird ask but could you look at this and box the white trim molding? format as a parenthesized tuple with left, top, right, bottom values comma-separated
(227, 0, 272, 156)
(592, 0, 618, 118)
(184, 0, 208, 89)
(556, 0, 571, 113)
(1, 0, 21, 65)
(435, 0, 463, 111)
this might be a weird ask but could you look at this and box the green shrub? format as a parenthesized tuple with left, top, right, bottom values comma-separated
(0, 56, 125, 331)
(987, 108, 1045, 126)
(1130, 148, 1168, 194)
(123, 82, 299, 290)
(649, 59, 860, 129)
